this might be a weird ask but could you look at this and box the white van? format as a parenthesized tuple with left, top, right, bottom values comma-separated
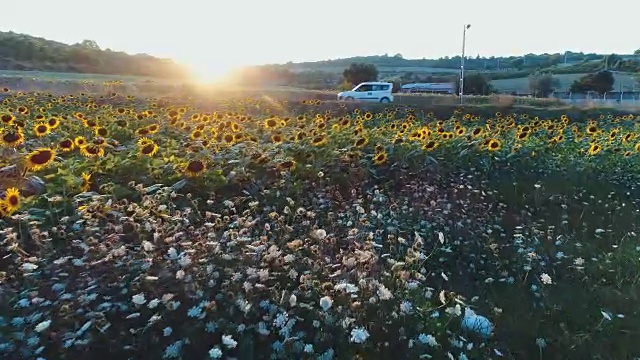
(337, 82, 394, 103)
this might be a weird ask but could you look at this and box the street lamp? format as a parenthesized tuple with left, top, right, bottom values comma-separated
(459, 24, 471, 104)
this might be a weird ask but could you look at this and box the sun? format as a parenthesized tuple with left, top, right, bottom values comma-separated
(190, 63, 236, 83)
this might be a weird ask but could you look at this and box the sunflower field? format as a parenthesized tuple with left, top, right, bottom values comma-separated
(1, 86, 639, 360)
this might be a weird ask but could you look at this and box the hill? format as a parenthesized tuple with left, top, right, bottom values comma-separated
(241, 52, 640, 94)
(0, 31, 189, 79)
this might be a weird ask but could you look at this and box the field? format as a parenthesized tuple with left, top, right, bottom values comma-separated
(0, 70, 159, 84)
(491, 72, 640, 93)
(1, 82, 640, 360)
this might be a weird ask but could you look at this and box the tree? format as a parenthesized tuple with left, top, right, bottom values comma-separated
(569, 71, 615, 94)
(528, 72, 560, 97)
(78, 39, 101, 50)
(603, 54, 621, 70)
(634, 49, 640, 56)
(342, 63, 378, 87)
(455, 73, 493, 95)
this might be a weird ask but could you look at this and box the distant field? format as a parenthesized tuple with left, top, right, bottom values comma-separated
(290, 66, 460, 75)
(0, 69, 158, 83)
(491, 72, 639, 93)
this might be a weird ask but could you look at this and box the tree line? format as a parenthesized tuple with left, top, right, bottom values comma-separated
(0, 31, 189, 78)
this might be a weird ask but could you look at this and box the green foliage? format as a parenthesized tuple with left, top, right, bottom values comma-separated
(456, 73, 493, 95)
(569, 71, 615, 94)
(342, 63, 379, 86)
(528, 72, 560, 97)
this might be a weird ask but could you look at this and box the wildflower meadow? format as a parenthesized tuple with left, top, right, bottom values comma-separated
(0, 85, 639, 359)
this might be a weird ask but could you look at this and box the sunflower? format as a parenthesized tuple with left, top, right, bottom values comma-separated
(80, 144, 105, 158)
(364, 112, 373, 120)
(47, 117, 60, 130)
(58, 138, 75, 152)
(190, 130, 204, 140)
(138, 139, 159, 157)
(515, 131, 529, 141)
(354, 136, 369, 148)
(2, 187, 20, 214)
(1, 114, 15, 125)
(95, 126, 109, 137)
(221, 133, 235, 144)
(264, 118, 279, 129)
(0, 128, 25, 148)
(80, 173, 92, 192)
(588, 143, 602, 156)
(487, 139, 502, 151)
(422, 140, 439, 151)
(373, 152, 388, 165)
(136, 127, 150, 136)
(276, 160, 296, 172)
(311, 135, 327, 146)
(33, 122, 51, 137)
(268, 133, 284, 144)
(25, 148, 56, 171)
(74, 136, 88, 148)
(184, 160, 206, 177)
(147, 124, 160, 134)
(471, 127, 484, 137)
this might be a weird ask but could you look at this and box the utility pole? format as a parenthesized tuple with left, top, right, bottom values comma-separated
(460, 24, 471, 104)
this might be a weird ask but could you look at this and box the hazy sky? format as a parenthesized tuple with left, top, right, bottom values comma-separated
(2, 0, 638, 78)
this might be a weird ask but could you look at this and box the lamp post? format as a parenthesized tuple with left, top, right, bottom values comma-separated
(459, 24, 471, 104)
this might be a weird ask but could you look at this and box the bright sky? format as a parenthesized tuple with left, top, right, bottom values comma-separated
(2, 0, 638, 79)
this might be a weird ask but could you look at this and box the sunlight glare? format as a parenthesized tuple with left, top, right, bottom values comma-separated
(190, 62, 237, 83)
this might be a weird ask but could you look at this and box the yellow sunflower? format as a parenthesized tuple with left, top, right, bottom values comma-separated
(588, 143, 602, 156)
(0, 128, 25, 148)
(25, 148, 56, 171)
(80, 145, 105, 158)
(58, 138, 75, 152)
(487, 139, 502, 151)
(184, 160, 206, 177)
(2, 187, 20, 214)
(74, 136, 88, 148)
(33, 122, 51, 137)
(138, 138, 159, 157)
(373, 152, 388, 165)
(276, 160, 296, 172)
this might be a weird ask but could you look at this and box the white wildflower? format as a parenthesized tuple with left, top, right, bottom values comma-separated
(319, 296, 333, 311)
(350, 327, 370, 344)
(21, 263, 38, 272)
(132, 293, 146, 305)
(209, 346, 222, 359)
(221, 334, 237, 349)
(540, 273, 553, 285)
(34, 320, 51, 333)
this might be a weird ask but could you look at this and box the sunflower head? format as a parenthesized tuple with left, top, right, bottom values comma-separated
(33, 122, 51, 137)
(80, 144, 105, 158)
(138, 139, 159, 157)
(26, 148, 56, 171)
(1, 128, 25, 148)
(373, 152, 388, 165)
(184, 160, 206, 177)
(59, 139, 75, 152)
(2, 187, 20, 213)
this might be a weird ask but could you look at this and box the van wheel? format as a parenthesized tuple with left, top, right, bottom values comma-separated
(345, 96, 354, 101)
(380, 97, 390, 103)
